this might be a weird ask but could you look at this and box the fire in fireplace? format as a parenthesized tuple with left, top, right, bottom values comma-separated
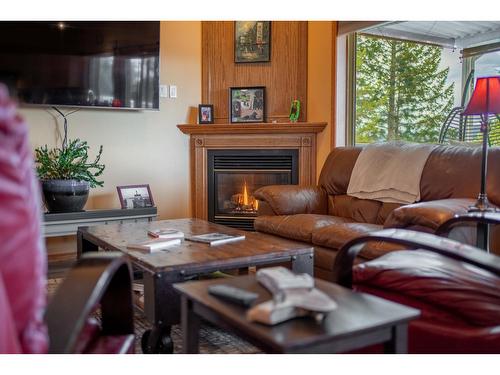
(208, 149, 298, 230)
(227, 180, 259, 214)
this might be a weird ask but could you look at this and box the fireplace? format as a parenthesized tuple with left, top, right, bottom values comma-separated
(208, 149, 298, 230)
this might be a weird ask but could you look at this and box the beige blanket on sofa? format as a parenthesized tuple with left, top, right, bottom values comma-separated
(347, 142, 436, 204)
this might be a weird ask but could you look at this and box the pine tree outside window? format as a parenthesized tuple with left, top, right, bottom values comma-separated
(351, 33, 460, 145)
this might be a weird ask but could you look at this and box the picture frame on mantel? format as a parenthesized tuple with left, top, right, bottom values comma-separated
(198, 104, 214, 124)
(234, 21, 271, 63)
(229, 86, 266, 123)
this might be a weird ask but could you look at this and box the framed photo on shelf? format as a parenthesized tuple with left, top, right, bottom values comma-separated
(198, 104, 214, 124)
(229, 86, 266, 123)
(234, 21, 271, 63)
(117, 184, 154, 209)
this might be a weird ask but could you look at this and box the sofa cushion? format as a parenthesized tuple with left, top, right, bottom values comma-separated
(254, 214, 352, 242)
(314, 245, 367, 276)
(421, 145, 500, 206)
(328, 195, 381, 224)
(384, 198, 475, 230)
(375, 202, 403, 225)
(312, 222, 382, 250)
(313, 246, 340, 274)
(354, 250, 500, 327)
(311, 222, 401, 260)
(254, 185, 327, 216)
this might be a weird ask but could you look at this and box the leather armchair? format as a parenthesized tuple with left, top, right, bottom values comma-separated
(1, 250, 135, 354)
(332, 214, 500, 353)
(45, 253, 135, 354)
(0, 85, 134, 354)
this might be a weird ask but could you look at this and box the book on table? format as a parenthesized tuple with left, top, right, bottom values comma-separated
(127, 238, 181, 252)
(147, 228, 184, 239)
(186, 232, 245, 246)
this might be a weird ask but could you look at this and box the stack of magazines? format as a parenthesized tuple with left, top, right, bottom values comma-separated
(126, 228, 246, 252)
(126, 228, 184, 253)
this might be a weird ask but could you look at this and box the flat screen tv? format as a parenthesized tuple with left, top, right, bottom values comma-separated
(0, 21, 160, 110)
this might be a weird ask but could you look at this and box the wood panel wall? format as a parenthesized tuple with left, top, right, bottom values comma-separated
(202, 21, 308, 123)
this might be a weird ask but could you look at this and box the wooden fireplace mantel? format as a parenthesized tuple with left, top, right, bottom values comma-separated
(178, 122, 327, 220)
(177, 122, 327, 135)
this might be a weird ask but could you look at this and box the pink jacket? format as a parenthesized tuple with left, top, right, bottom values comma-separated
(0, 85, 48, 353)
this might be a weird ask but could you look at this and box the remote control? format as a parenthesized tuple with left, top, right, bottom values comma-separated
(208, 284, 259, 307)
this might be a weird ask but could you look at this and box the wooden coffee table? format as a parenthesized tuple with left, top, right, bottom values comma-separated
(175, 276, 420, 354)
(77, 218, 313, 353)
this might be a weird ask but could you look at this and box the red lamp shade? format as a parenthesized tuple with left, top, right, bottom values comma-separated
(463, 76, 500, 115)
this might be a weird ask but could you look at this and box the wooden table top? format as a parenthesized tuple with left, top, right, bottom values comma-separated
(174, 275, 420, 353)
(79, 218, 313, 273)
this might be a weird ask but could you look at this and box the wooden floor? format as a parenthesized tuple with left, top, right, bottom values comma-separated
(48, 258, 76, 279)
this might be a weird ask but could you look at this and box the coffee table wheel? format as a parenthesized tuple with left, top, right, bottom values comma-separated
(141, 329, 174, 354)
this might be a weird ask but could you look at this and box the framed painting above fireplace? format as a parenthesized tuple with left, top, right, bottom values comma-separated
(234, 21, 271, 63)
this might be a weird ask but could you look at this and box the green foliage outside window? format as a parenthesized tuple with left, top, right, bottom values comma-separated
(355, 34, 455, 144)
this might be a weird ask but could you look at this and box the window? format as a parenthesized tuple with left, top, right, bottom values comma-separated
(474, 50, 500, 77)
(470, 50, 500, 145)
(350, 33, 462, 145)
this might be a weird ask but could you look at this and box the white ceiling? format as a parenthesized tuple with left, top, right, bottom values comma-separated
(363, 21, 500, 49)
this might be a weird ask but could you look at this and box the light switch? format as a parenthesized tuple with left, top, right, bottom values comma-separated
(160, 85, 169, 98)
(169, 85, 177, 98)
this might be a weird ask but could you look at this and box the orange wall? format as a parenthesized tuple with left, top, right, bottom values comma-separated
(308, 21, 335, 179)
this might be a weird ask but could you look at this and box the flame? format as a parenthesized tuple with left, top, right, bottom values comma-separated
(254, 199, 259, 211)
(242, 181, 249, 206)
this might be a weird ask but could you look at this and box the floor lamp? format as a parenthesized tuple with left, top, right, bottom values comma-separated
(462, 76, 500, 250)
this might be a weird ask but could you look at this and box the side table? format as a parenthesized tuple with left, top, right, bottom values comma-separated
(175, 275, 420, 354)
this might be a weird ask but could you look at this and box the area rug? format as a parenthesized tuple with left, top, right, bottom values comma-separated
(47, 278, 259, 354)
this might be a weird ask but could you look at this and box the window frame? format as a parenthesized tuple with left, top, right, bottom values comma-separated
(345, 32, 478, 146)
(345, 33, 357, 146)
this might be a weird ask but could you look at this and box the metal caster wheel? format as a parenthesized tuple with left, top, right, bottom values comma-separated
(141, 329, 174, 354)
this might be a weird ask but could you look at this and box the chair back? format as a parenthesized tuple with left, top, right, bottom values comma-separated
(0, 86, 48, 354)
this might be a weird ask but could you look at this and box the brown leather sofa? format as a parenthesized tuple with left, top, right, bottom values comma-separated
(254, 145, 500, 280)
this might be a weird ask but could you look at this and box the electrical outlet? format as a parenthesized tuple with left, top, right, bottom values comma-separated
(169, 85, 177, 98)
(160, 85, 169, 98)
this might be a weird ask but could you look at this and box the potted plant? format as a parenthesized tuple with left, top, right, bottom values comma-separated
(35, 139, 105, 213)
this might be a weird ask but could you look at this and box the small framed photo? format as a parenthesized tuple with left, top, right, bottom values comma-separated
(229, 86, 265, 123)
(198, 104, 214, 124)
(235, 21, 271, 63)
(117, 184, 154, 209)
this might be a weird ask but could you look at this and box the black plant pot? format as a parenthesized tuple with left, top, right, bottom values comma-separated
(41, 179, 90, 213)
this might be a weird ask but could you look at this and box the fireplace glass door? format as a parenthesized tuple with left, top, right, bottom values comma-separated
(215, 171, 291, 217)
(207, 149, 298, 230)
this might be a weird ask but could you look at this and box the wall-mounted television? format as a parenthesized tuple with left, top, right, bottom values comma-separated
(0, 21, 160, 110)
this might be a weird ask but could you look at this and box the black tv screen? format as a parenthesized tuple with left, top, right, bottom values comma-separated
(0, 21, 160, 110)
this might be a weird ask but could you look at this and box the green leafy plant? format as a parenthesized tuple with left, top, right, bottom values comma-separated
(35, 139, 105, 188)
